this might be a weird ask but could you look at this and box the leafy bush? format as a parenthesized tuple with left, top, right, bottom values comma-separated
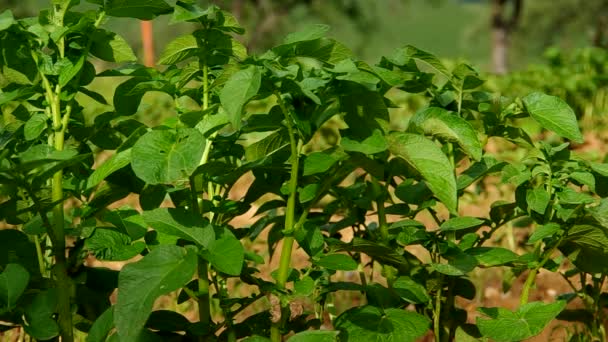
(1, 1, 607, 341)
(492, 47, 608, 128)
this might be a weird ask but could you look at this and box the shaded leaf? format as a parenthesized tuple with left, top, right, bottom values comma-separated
(115, 245, 197, 341)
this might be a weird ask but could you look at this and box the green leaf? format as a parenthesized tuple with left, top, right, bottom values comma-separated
(86, 149, 132, 189)
(560, 223, 608, 274)
(390, 45, 449, 77)
(0, 10, 15, 31)
(431, 247, 478, 276)
(341, 129, 388, 155)
(284, 24, 330, 44)
(387, 132, 457, 214)
(58, 55, 85, 87)
(142, 208, 215, 248)
(90, 29, 137, 62)
(466, 247, 519, 267)
(440, 216, 485, 231)
(105, 0, 172, 20)
(303, 148, 347, 176)
(204, 228, 244, 276)
(87, 307, 114, 342)
(477, 301, 566, 342)
(590, 162, 608, 177)
(528, 223, 561, 244)
(84, 228, 146, 261)
(526, 187, 550, 214)
(244, 130, 289, 162)
(170, 2, 213, 23)
(335, 305, 430, 342)
(0, 263, 29, 312)
(0, 230, 40, 276)
(392, 276, 430, 304)
(0, 87, 35, 106)
(220, 66, 261, 129)
(287, 330, 339, 342)
(408, 107, 482, 161)
(113, 78, 172, 115)
(299, 183, 319, 203)
(158, 34, 198, 65)
(131, 128, 205, 184)
(23, 289, 59, 340)
(293, 276, 315, 297)
(522, 92, 583, 143)
(23, 113, 47, 141)
(103, 208, 148, 240)
(314, 253, 357, 271)
(115, 245, 197, 341)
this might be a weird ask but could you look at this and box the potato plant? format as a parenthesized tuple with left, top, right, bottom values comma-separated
(1, 1, 608, 341)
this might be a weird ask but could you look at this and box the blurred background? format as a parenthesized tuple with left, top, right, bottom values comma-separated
(2, 0, 607, 73)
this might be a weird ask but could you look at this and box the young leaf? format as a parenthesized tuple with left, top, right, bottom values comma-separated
(476, 301, 566, 342)
(142, 208, 215, 248)
(131, 128, 206, 184)
(522, 92, 583, 143)
(387, 132, 457, 214)
(23, 113, 47, 141)
(408, 107, 482, 161)
(335, 305, 430, 342)
(105, 0, 172, 20)
(314, 253, 357, 271)
(220, 66, 261, 129)
(0, 263, 30, 311)
(115, 245, 197, 341)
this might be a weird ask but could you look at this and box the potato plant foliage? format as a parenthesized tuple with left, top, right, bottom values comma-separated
(1, 1, 608, 341)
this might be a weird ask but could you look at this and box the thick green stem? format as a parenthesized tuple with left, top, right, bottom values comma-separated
(519, 237, 562, 305)
(195, 61, 212, 337)
(50, 105, 73, 342)
(271, 93, 301, 342)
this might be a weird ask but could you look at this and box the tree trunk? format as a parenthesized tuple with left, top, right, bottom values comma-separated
(140, 21, 155, 67)
(492, 24, 508, 74)
(490, 0, 523, 74)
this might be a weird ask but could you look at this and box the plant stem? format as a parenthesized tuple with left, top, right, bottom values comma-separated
(46, 3, 74, 331)
(195, 61, 212, 338)
(271, 92, 301, 342)
(433, 282, 443, 342)
(519, 237, 562, 305)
